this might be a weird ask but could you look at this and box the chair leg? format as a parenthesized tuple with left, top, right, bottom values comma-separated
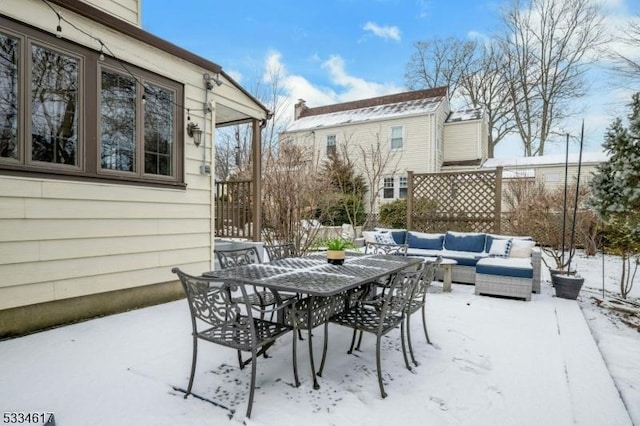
(421, 305, 432, 344)
(317, 321, 329, 376)
(376, 334, 387, 399)
(292, 327, 300, 387)
(237, 350, 244, 370)
(185, 335, 198, 398)
(406, 314, 418, 367)
(355, 329, 364, 351)
(347, 328, 358, 354)
(306, 299, 320, 390)
(246, 348, 258, 419)
(400, 319, 412, 371)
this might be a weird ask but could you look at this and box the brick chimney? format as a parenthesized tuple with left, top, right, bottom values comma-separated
(294, 99, 307, 120)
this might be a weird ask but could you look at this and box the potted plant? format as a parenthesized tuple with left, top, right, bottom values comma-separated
(324, 237, 356, 265)
(552, 126, 586, 299)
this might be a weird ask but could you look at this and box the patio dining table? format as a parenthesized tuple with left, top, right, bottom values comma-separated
(203, 252, 423, 389)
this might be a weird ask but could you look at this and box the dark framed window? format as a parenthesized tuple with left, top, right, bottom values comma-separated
(326, 134, 336, 156)
(0, 16, 184, 188)
(0, 31, 20, 161)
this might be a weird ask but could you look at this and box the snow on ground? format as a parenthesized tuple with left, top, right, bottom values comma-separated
(0, 251, 637, 426)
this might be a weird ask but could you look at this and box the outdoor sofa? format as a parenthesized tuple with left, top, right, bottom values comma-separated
(361, 229, 541, 301)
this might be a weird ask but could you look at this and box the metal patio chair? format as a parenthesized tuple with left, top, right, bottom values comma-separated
(215, 247, 297, 316)
(317, 269, 421, 398)
(263, 242, 296, 261)
(364, 241, 408, 256)
(172, 268, 299, 419)
(404, 256, 442, 365)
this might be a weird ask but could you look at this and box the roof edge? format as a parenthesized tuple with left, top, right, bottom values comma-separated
(299, 87, 448, 118)
(49, 0, 222, 73)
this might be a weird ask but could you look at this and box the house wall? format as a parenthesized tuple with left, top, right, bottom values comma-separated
(285, 113, 438, 214)
(0, 0, 263, 336)
(533, 164, 600, 190)
(81, 0, 141, 26)
(443, 120, 485, 163)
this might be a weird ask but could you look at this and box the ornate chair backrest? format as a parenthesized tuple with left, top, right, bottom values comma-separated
(365, 242, 408, 256)
(412, 256, 442, 303)
(264, 243, 296, 261)
(172, 267, 254, 333)
(215, 246, 261, 270)
(380, 269, 421, 318)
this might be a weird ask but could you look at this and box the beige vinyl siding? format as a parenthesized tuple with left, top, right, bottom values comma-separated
(291, 115, 436, 178)
(534, 164, 600, 190)
(0, 177, 212, 309)
(285, 113, 438, 214)
(443, 121, 482, 163)
(0, 0, 223, 310)
(82, 0, 141, 27)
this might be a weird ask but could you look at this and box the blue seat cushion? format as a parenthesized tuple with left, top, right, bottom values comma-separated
(406, 231, 444, 250)
(476, 258, 533, 279)
(444, 231, 486, 253)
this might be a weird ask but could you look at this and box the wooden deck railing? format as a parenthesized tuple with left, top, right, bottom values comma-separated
(215, 180, 253, 239)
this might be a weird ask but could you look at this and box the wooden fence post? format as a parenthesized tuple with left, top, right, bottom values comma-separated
(494, 166, 503, 234)
(407, 171, 413, 231)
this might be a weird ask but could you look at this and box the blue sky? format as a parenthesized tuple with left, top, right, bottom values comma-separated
(143, 0, 640, 158)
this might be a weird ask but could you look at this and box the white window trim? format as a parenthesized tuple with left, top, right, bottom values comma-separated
(389, 125, 404, 151)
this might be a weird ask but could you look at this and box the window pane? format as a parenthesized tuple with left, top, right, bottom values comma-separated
(0, 32, 19, 160)
(327, 134, 336, 156)
(399, 176, 407, 199)
(383, 177, 394, 199)
(144, 83, 173, 176)
(100, 70, 136, 172)
(390, 126, 403, 150)
(31, 44, 79, 165)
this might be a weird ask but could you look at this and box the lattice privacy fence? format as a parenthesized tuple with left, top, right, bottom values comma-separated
(407, 167, 503, 233)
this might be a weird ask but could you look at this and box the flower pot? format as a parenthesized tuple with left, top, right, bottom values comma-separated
(549, 268, 576, 286)
(326, 249, 346, 265)
(553, 274, 584, 300)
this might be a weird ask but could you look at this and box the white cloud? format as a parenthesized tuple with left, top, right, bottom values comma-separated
(260, 51, 404, 127)
(362, 22, 401, 41)
(321, 55, 403, 102)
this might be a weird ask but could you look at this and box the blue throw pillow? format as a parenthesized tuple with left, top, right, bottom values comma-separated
(406, 231, 444, 250)
(444, 232, 486, 253)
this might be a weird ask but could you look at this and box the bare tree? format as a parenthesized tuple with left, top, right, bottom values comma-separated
(610, 16, 640, 86)
(499, 0, 606, 156)
(355, 133, 401, 228)
(459, 41, 516, 157)
(404, 37, 478, 101)
(261, 142, 332, 254)
(214, 62, 291, 179)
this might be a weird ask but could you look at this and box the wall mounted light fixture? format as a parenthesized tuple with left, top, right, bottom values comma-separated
(187, 122, 203, 146)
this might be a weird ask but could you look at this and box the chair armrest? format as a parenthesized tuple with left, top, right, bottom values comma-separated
(249, 296, 298, 315)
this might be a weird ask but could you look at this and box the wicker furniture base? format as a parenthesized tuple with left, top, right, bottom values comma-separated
(475, 273, 532, 301)
(435, 265, 476, 284)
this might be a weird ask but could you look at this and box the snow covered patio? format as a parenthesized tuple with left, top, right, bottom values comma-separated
(0, 273, 633, 426)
